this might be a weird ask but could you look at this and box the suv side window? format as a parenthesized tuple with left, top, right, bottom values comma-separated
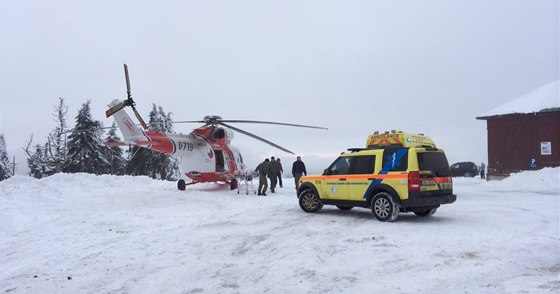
(348, 155, 376, 174)
(327, 157, 352, 175)
(382, 148, 408, 172)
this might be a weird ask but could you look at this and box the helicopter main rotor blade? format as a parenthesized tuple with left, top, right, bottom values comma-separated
(220, 122, 294, 154)
(172, 120, 206, 124)
(220, 120, 327, 130)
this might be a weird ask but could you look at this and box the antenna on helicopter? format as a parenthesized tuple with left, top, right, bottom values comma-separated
(105, 64, 148, 130)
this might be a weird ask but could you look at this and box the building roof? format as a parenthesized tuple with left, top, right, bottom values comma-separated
(477, 79, 559, 120)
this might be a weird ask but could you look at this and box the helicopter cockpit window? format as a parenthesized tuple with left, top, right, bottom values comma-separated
(211, 128, 226, 141)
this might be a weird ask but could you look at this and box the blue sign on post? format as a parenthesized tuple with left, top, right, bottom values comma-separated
(530, 158, 537, 168)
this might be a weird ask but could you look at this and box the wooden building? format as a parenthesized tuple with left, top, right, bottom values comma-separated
(477, 80, 560, 180)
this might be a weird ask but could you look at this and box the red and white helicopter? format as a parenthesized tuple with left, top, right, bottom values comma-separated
(105, 64, 326, 190)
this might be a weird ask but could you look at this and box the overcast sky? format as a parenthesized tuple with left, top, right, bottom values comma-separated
(1, 0, 558, 175)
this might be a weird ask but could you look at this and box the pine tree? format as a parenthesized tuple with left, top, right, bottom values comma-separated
(150, 105, 179, 180)
(105, 122, 126, 175)
(63, 100, 111, 174)
(27, 143, 49, 179)
(46, 97, 69, 173)
(127, 104, 178, 180)
(24, 134, 55, 179)
(23, 98, 70, 178)
(126, 146, 153, 176)
(0, 134, 12, 181)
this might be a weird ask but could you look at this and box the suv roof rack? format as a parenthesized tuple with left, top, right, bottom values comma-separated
(368, 144, 405, 149)
(347, 148, 367, 153)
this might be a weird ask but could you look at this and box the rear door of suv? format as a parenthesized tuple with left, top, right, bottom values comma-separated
(416, 150, 453, 193)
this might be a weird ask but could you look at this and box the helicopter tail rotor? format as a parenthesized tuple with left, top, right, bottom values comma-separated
(131, 105, 148, 130)
(105, 64, 148, 130)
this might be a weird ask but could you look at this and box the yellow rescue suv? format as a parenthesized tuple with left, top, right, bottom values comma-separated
(297, 131, 456, 222)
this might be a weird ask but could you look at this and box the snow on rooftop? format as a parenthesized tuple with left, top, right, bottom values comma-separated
(478, 79, 559, 118)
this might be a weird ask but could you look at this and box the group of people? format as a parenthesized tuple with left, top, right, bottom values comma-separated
(254, 156, 307, 196)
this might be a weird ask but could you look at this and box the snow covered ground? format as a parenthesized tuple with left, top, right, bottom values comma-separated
(1, 168, 559, 293)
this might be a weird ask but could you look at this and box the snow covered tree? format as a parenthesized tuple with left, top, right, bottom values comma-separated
(125, 146, 153, 176)
(27, 143, 48, 179)
(24, 134, 55, 179)
(0, 134, 12, 181)
(46, 97, 69, 173)
(127, 104, 178, 180)
(105, 122, 126, 175)
(24, 98, 70, 178)
(63, 100, 111, 174)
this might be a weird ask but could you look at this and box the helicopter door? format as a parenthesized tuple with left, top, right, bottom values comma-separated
(215, 150, 225, 172)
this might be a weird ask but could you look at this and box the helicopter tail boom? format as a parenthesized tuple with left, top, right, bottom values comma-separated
(107, 100, 178, 154)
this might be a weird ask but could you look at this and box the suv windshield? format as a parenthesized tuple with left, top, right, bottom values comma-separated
(417, 152, 451, 177)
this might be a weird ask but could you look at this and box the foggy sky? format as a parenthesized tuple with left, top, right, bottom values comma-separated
(1, 0, 558, 175)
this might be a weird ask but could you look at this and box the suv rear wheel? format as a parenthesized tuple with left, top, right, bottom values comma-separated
(413, 208, 437, 217)
(371, 192, 400, 222)
(299, 190, 323, 213)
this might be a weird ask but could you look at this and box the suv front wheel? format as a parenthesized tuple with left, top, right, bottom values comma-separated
(371, 192, 400, 222)
(299, 190, 323, 213)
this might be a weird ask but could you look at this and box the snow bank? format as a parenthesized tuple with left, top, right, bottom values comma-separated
(483, 167, 560, 194)
(1, 173, 171, 197)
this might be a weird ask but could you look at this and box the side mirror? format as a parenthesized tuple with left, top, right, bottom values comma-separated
(323, 169, 330, 176)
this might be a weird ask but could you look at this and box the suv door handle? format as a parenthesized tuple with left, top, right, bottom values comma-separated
(339, 178, 347, 181)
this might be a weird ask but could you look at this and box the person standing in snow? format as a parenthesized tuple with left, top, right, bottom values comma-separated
(480, 162, 486, 179)
(292, 156, 307, 190)
(269, 157, 279, 193)
(255, 158, 270, 196)
(276, 158, 284, 188)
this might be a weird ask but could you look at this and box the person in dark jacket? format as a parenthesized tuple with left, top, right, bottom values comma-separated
(255, 158, 270, 196)
(292, 156, 307, 190)
(269, 157, 279, 193)
(276, 158, 284, 188)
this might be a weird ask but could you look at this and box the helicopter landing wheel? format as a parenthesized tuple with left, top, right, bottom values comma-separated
(178, 179, 186, 191)
(230, 178, 238, 190)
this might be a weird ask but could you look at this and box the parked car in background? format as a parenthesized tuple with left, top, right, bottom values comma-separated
(450, 162, 479, 177)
